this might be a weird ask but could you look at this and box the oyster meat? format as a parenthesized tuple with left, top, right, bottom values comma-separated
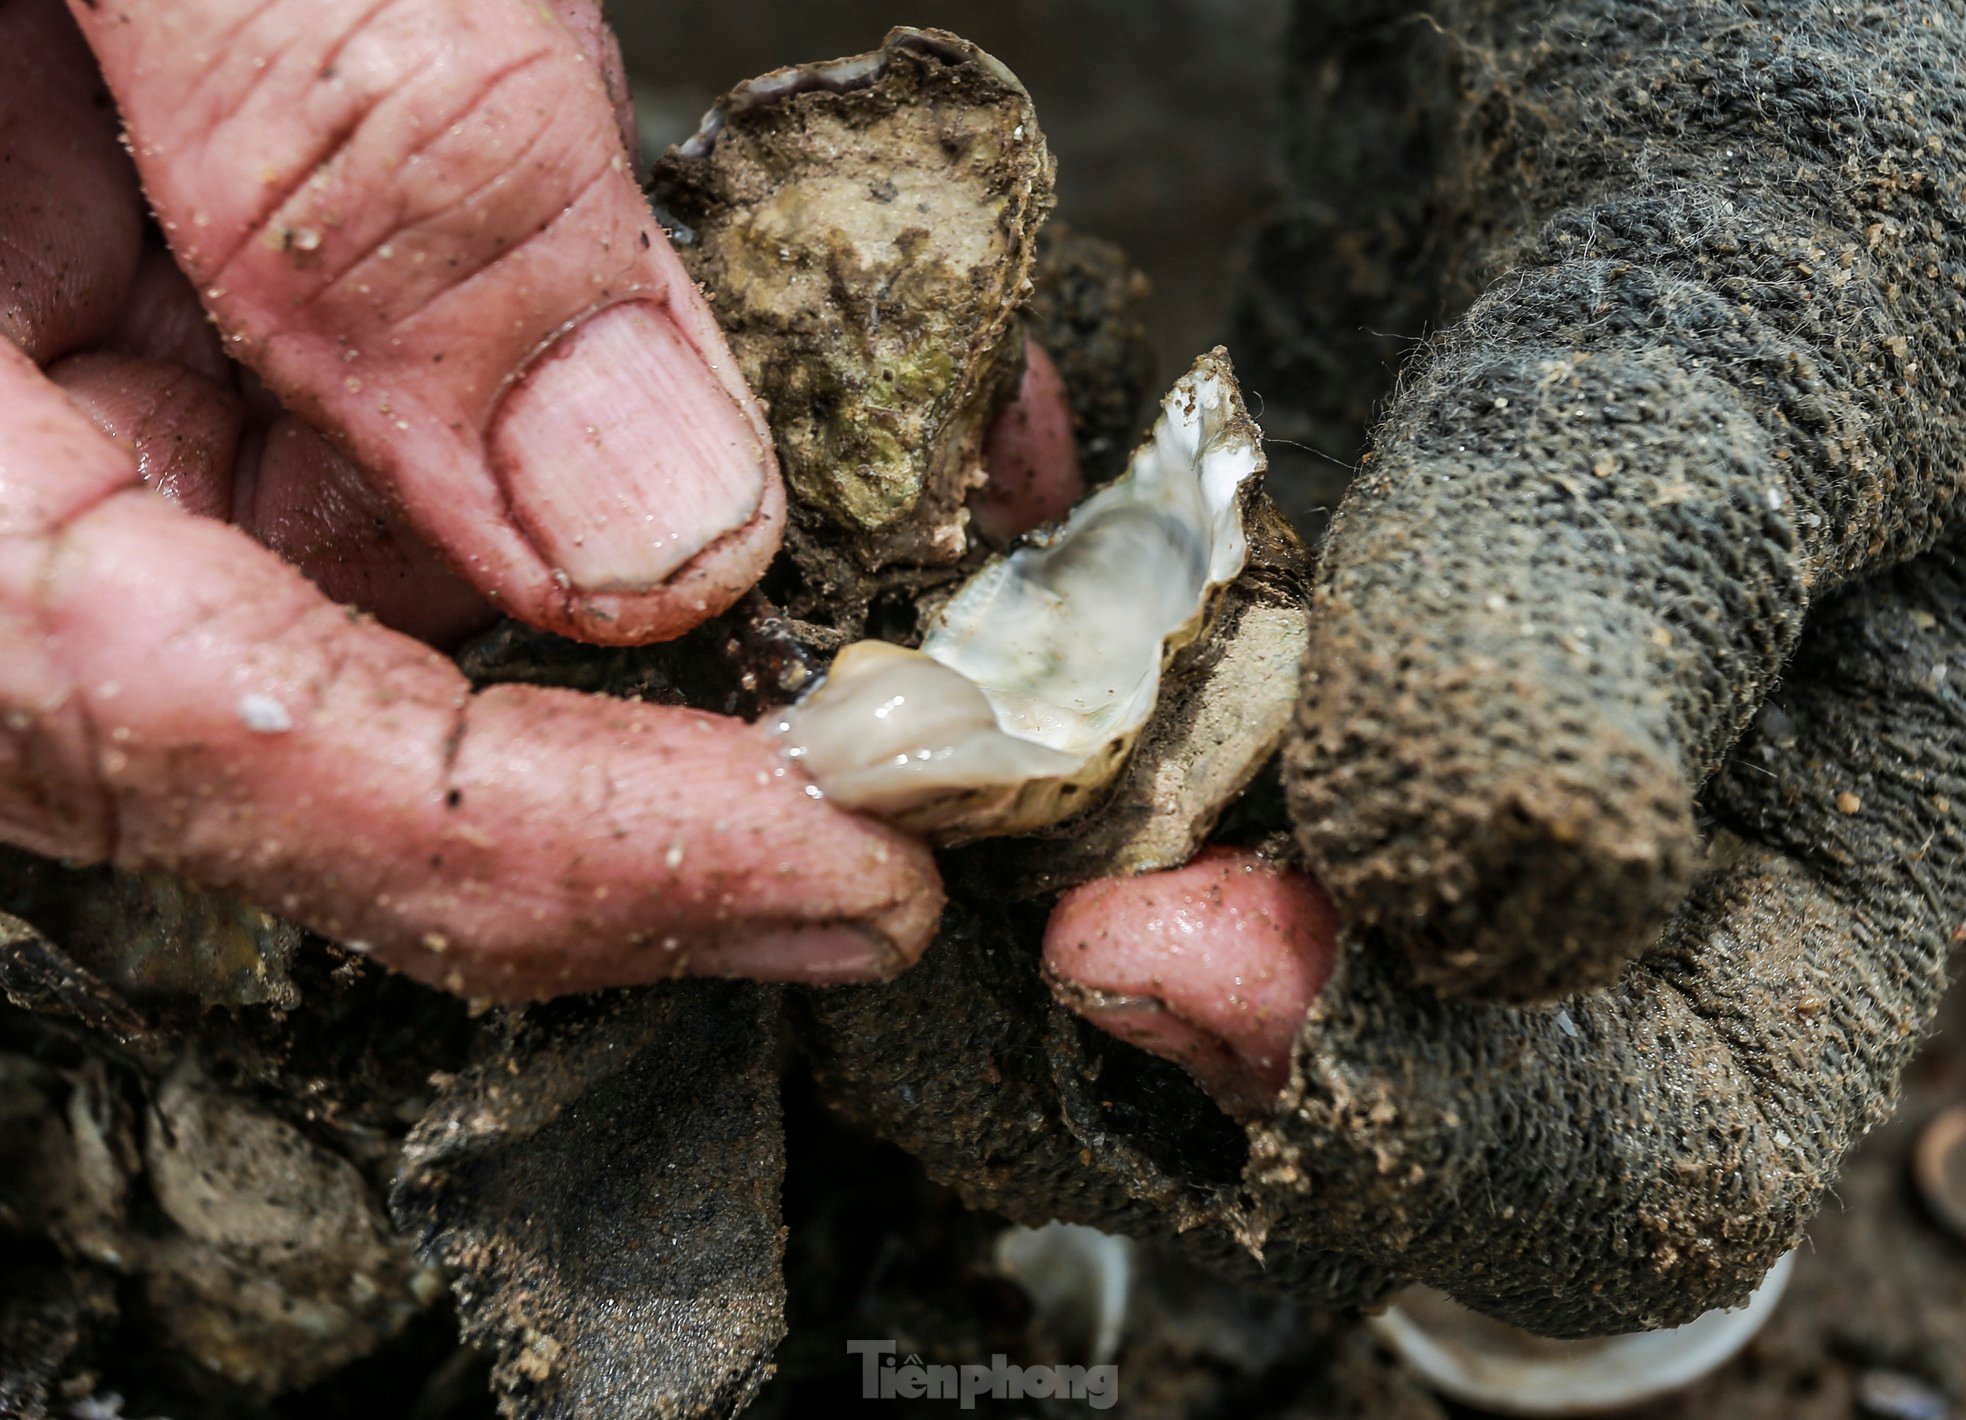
(984, 497, 1311, 893)
(779, 350, 1301, 846)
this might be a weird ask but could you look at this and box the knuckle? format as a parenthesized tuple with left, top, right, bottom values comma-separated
(216, 22, 615, 337)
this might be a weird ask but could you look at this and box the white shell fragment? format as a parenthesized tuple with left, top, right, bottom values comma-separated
(777, 350, 1266, 841)
(1370, 1251, 1797, 1416)
(238, 693, 294, 735)
(993, 1222, 1134, 1365)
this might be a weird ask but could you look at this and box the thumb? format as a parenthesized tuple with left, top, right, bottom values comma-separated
(69, 0, 781, 646)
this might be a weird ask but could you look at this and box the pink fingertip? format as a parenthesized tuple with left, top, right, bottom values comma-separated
(971, 338, 1084, 544)
(1043, 847, 1340, 1114)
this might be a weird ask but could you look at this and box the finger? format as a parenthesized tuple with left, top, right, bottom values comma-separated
(70, 0, 783, 646)
(545, 0, 637, 160)
(1284, 0, 1966, 1001)
(970, 338, 1085, 544)
(21, 0, 651, 644)
(0, 0, 143, 361)
(0, 346, 942, 997)
(240, 414, 497, 646)
(101, 249, 231, 383)
(99, 257, 496, 641)
(1043, 847, 1339, 1115)
(799, 891, 1395, 1312)
(47, 351, 245, 520)
(3, 2, 517, 643)
(1253, 546, 1966, 1334)
(48, 350, 496, 643)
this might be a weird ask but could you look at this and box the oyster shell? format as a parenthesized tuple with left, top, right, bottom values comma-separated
(1370, 1253, 1797, 1415)
(983, 500, 1310, 894)
(650, 28, 1054, 567)
(779, 350, 1296, 844)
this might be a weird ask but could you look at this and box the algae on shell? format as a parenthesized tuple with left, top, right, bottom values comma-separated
(651, 28, 1055, 568)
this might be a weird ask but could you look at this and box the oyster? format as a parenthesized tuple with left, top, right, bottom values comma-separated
(984, 498, 1310, 893)
(779, 350, 1302, 846)
(650, 28, 1054, 569)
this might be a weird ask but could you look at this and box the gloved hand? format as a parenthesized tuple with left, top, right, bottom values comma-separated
(815, 0, 1966, 1338)
(0, 0, 948, 998)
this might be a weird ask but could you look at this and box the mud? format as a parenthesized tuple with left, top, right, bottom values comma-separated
(0, 901, 468, 1409)
(394, 985, 787, 1420)
(747, 977, 1966, 1418)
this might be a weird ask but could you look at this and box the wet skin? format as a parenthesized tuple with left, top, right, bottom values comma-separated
(0, 0, 960, 997)
(0, 0, 1324, 1080)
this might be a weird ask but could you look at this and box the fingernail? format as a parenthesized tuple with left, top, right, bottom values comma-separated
(1046, 972, 1283, 1116)
(696, 922, 902, 983)
(491, 302, 768, 594)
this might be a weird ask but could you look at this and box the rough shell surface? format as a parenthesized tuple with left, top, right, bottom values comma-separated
(650, 28, 1054, 564)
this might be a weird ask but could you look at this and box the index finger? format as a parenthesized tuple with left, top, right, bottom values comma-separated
(0, 346, 941, 997)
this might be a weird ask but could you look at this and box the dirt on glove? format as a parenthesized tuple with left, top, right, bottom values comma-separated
(1278, 0, 1966, 1001)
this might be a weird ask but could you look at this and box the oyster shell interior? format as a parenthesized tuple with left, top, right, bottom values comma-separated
(777, 350, 1266, 841)
(1370, 1252, 1797, 1416)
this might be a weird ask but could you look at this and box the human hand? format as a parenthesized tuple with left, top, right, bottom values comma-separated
(0, 0, 945, 999)
(818, 0, 1966, 1338)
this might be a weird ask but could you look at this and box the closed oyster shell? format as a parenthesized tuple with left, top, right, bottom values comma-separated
(650, 28, 1054, 570)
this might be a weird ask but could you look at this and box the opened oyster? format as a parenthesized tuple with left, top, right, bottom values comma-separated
(570, 34, 1292, 869)
(779, 351, 1307, 851)
(651, 28, 1054, 574)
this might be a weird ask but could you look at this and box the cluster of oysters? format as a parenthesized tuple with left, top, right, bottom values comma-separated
(647, 27, 1314, 888)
